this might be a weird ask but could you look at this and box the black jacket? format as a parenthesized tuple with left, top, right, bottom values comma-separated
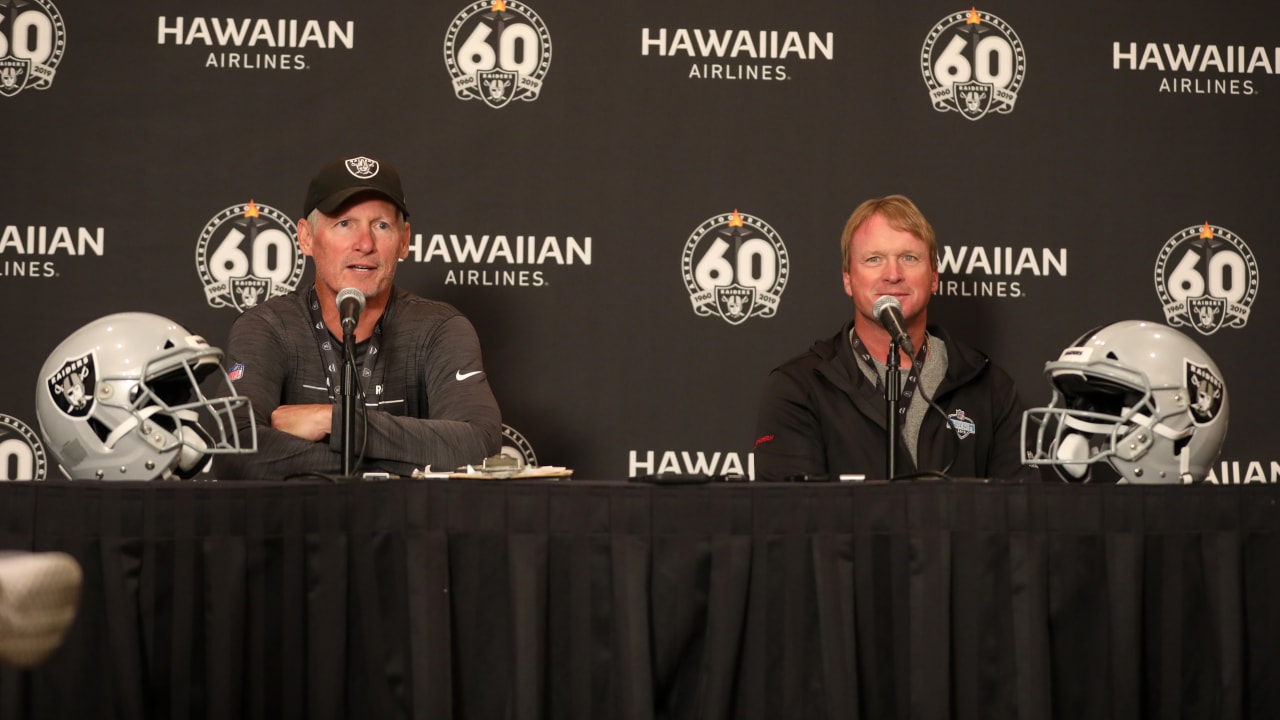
(754, 319, 1035, 482)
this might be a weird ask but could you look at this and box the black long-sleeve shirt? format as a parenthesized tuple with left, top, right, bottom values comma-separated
(213, 286, 501, 479)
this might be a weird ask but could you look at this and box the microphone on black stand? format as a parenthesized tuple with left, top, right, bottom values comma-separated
(336, 288, 365, 476)
(884, 336, 901, 480)
(338, 287, 365, 336)
(873, 295, 912, 479)
(871, 296, 961, 482)
(872, 295, 913, 356)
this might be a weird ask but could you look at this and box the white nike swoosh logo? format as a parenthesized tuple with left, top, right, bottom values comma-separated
(455, 370, 483, 381)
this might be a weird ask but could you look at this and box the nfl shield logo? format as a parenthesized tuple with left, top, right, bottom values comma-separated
(954, 81, 993, 121)
(478, 69, 518, 108)
(715, 284, 757, 325)
(947, 409, 977, 439)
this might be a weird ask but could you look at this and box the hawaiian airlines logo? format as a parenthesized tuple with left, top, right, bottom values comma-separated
(935, 245, 1068, 299)
(683, 210, 788, 325)
(640, 26, 834, 81)
(0, 0, 65, 97)
(156, 15, 355, 70)
(0, 223, 104, 279)
(197, 200, 305, 313)
(405, 232, 591, 288)
(445, 1, 551, 108)
(501, 424, 538, 467)
(1206, 460, 1280, 484)
(628, 449, 754, 479)
(1155, 222, 1259, 335)
(0, 413, 48, 481)
(921, 8, 1025, 120)
(1112, 41, 1272, 96)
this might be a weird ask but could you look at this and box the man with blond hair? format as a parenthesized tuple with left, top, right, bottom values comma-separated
(753, 195, 1031, 482)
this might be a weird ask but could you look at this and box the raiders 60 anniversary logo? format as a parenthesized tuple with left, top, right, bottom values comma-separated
(921, 8, 1025, 120)
(1155, 222, 1259, 335)
(0, 413, 48, 481)
(682, 210, 788, 325)
(445, 0, 551, 109)
(0, 0, 65, 98)
(197, 200, 305, 313)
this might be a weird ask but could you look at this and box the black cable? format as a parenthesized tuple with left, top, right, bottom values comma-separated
(283, 471, 347, 483)
(342, 338, 370, 473)
(920, 387, 959, 478)
(895, 340, 959, 482)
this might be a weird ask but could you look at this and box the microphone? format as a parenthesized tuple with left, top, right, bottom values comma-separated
(337, 288, 366, 335)
(872, 295, 914, 356)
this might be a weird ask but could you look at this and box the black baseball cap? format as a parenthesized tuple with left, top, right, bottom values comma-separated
(302, 155, 410, 219)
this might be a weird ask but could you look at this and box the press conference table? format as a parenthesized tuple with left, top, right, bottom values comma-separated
(1, 478, 1278, 720)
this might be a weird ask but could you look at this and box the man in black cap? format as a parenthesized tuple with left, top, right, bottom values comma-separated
(214, 155, 501, 479)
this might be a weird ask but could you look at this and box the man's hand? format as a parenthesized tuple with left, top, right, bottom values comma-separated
(271, 404, 333, 442)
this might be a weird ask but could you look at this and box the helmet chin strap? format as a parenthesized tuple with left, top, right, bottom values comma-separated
(1127, 411, 1193, 442)
(103, 405, 165, 450)
(167, 408, 212, 478)
(173, 421, 213, 478)
(1058, 409, 1195, 482)
(103, 406, 212, 479)
(1119, 411, 1196, 482)
(1061, 416, 1116, 434)
(1063, 408, 1193, 441)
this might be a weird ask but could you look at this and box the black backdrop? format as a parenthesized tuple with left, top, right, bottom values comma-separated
(1, 1, 1275, 482)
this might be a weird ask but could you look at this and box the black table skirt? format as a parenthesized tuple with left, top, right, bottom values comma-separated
(2, 479, 1279, 720)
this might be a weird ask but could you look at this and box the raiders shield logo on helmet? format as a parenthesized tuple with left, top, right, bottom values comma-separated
(1185, 360, 1224, 425)
(45, 352, 96, 418)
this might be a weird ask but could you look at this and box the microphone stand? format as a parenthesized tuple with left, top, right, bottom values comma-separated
(340, 327, 357, 477)
(884, 337, 901, 480)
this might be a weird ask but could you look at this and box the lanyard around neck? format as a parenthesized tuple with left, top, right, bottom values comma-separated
(307, 286, 389, 403)
(851, 331, 929, 427)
